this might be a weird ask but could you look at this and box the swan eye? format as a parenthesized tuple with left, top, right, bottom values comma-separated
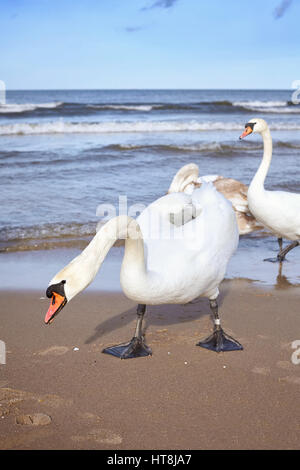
(46, 280, 66, 298)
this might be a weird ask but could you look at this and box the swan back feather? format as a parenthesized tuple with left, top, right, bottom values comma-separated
(168, 163, 263, 235)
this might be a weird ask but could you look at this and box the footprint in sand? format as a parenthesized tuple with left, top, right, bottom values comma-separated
(72, 412, 122, 445)
(280, 341, 296, 352)
(0, 387, 34, 404)
(1, 387, 122, 448)
(16, 413, 51, 426)
(0, 387, 73, 408)
(71, 428, 122, 445)
(276, 360, 295, 371)
(0, 428, 53, 450)
(37, 394, 73, 408)
(279, 376, 300, 385)
(251, 366, 271, 376)
(257, 334, 270, 340)
(37, 346, 69, 356)
(0, 386, 73, 423)
(78, 411, 101, 423)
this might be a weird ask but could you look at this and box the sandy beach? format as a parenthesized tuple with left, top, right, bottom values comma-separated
(1, 278, 299, 450)
(2, 0, 300, 454)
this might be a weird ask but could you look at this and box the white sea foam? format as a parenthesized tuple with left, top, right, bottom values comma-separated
(88, 104, 158, 112)
(254, 107, 300, 114)
(0, 102, 63, 113)
(0, 119, 299, 136)
(234, 100, 288, 108)
(177, 142, 224, 152)
(233, 100, 300, 113)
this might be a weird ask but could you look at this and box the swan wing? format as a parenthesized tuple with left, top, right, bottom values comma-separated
(137, 192, 196, 236)
(214, 178, 248, 213)
(168, 164, 263, 234)
(252, 190, 300, 239)
(167, 163, 199, 194)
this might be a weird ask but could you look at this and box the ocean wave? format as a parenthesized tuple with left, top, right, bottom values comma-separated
(277, 141, 300, 149)
(88, 104, 158, 112)
(0, 222, 92, 252)
(1, 119, 300, 136)
(233, 100, 300, 114)
(1, 99, 299, 116)
(0, 221, 124, 252)
(1, 221, 94, 241)
(1, 141, 297, 167)
(0, 102, 63, 114)
(103, 141, 263, 154)
(87, 100, 245, 113)
(87, 101, 233, 112)
(234, 100, 288, 108)
(102, 140, 300, 154)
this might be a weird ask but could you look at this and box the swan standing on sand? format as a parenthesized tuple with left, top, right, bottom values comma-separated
(168, 163, 263, 235)
(240, 118, 300, 262)
(44, 184, 243, 357)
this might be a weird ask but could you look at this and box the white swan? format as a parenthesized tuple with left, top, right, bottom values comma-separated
(168, 163, 263, 235)
(240, 118, 300, 261)
(44, 184, 243, 357)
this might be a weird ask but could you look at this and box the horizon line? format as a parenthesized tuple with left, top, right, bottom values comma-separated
(5, 87, 293, 92)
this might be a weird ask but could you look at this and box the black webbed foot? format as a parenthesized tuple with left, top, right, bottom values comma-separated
(264, 241, 299, 263)
(263, 255, 285, 263)
(196, 327, 243, 352)
(102, 336, 152, 359)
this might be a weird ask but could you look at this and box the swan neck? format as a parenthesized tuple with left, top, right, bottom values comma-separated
(56, 216, 145, 301)
(251, 128, 272, 190)
(90, 216, 145, 274)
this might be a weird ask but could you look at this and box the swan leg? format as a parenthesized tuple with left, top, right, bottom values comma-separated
(196, 299, 243, 352)
(102, 304, 152, 359)
(277, 240, 299, 262)
(264, 239, 299, 262)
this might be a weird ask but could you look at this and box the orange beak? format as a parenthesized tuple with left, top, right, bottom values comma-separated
(239, 126, 253, 139)
(45, 292, 67, 325)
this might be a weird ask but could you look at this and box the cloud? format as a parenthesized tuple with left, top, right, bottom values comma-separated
(124, 26, 144, 33)
(274, 0, 293, 19)
(142, 0, 179, 11)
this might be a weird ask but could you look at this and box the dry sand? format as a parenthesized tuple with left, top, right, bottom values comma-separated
(0, 279, 299, 450)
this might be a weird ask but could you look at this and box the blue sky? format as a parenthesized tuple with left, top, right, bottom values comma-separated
(1, 0, 300, 89)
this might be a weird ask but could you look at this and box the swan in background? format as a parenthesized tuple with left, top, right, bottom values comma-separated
(240, 118, 300, 262)
(44, 184, 242, 357)
(168, 163, 263, 235)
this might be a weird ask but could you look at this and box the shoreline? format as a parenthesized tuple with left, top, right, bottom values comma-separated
(1, 234, 300, 292)
(1, 279, 299, 449)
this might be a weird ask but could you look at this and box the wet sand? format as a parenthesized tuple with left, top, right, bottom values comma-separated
(0, 279, 300, 450)
(2, 233, 300, 292)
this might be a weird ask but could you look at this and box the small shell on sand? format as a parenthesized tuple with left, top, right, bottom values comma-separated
(16, 413, 52, 426)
